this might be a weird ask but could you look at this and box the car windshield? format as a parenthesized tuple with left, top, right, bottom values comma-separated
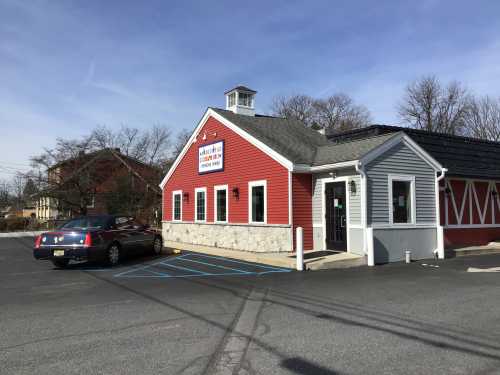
(59, 217, 109, 230)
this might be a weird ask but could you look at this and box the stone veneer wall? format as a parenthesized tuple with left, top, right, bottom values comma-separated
(162, 222, 292, 253)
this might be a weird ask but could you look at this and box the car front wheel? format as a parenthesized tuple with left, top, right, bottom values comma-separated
(106, 244, 120, 267)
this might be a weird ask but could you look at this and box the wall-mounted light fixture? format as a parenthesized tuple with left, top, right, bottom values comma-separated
(183, 192, 189, 202)
(329, 171, 336, 178)
(444, 187, 451, 196)
(232, 187, 239, 200)
(350, 180, 357, 195)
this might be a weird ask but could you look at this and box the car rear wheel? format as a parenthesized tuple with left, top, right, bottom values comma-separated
(106, 244, 120, 267)
(52, 259, 70, 269)
(152, 236, 162, 256)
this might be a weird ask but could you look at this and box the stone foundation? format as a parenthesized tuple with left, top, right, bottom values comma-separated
(162, 222, 292, 253)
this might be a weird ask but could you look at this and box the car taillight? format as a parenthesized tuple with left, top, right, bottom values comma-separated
(34, 235, 42, 249)
(84, 233, 92, 247)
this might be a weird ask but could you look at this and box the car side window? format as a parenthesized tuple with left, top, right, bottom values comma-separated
(115, 217, 131, 229)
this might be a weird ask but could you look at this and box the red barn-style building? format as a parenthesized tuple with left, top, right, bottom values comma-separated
(161, 86, 500, 265)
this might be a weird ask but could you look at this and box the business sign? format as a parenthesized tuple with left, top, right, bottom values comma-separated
(198, 141, 224, 174)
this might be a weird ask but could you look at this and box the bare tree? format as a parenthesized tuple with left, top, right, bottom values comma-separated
(313, 94, 371, 133)
(171, 129, 192, 159)
(271, 95, 318, 128)
(0, 179, 11, 208)
(271, 93, 371, 132)
(464, 96, 500, 141)
(28, 124, 171, 218)
(398, 75, 471, 135)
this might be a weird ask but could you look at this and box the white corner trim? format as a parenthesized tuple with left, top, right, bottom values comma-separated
(387, 174, 416, 226)
(159, 108, 294, 189)
(194, 187, 207, 223)
(172, 190, 182, 222)
(248, 180, 267, 224)
(213, 184, 228, 223)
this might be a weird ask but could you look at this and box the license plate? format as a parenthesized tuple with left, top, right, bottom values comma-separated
(53, 250, 65, 257)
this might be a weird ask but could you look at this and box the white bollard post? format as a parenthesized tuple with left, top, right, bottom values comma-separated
(296, 227, 304, 271)
(405, 250, 411, 264)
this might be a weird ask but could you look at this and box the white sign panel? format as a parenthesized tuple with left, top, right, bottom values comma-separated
(198, 141, 224, 174)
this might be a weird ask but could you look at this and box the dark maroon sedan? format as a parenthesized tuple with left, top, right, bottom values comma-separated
(33, 215, 163, 268)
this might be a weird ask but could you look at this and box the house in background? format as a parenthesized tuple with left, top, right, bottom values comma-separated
(36, 148, 162, 223)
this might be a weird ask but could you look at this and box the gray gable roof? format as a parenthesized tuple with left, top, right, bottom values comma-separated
(211, 108, 331, 165)
(313, 132, 400, 166)
(212, 108, 406, 168)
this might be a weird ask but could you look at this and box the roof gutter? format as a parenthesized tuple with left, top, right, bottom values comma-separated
(293, 160, 359, 173)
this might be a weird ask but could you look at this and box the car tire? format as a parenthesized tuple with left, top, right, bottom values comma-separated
(105, 243, 121, 267)
(151, 236, 162, 256)
(52, 259, 70, 269)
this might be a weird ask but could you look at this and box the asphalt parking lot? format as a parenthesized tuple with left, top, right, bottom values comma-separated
(2, 236, 500, 374)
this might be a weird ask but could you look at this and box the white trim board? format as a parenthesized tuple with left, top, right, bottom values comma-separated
(387, 174, 417, 226)
(172, 190, 182, 222)
(248, 180, 268, 224)
(213, 184, 228, 223)
(194, 187, 207, 223)
(320, 176, 351, 253)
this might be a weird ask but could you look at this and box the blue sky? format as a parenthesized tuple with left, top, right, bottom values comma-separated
(1, 0, 500, 179)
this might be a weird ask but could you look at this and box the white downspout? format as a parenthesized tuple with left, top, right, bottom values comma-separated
(434, 168, 448, 259)
(356, 161, 373, 265)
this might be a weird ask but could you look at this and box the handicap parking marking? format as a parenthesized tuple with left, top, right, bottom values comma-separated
(175, 256, 252, 274)
(113, 252, 291, 279)
(158, 260, 209, 275)
(186, 253, 292, 272)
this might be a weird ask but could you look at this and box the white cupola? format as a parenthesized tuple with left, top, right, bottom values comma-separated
(224, 85, 257, 116)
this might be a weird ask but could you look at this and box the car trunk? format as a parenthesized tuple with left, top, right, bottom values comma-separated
(41, 231, 87, 246)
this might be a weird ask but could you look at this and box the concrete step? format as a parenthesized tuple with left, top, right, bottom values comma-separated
(305, 253, 367, 270)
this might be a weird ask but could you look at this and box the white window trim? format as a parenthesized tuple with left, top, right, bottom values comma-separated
(172, 190, 182, 222)
(214, 185, 229, 223)
(248, 180, 267, 224)
(388, 174, 416, 226)
(195, 187, 207, 223)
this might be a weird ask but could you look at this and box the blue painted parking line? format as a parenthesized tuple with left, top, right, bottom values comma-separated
(158, 261, 209, 275)
(112, 253, 292, 279)
(187, 253, 292, 271)
(177, 257, 251, 274)
(113, 261, 170, 277)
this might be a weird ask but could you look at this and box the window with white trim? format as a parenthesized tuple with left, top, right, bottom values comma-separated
(388, 175, 415, 224)
(228, 92, 236, 107)
(172, 190, 182, 221)
(214, 185, 228, 223)
(195, 187, 207, 222)
(238, 92, 253, 107)
(249, 180, 267, 223)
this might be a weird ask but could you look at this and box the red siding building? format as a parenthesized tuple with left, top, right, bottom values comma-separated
(161, 86, 499, 264)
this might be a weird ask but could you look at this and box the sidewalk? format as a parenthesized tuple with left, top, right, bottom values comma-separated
(163, 240, 366, 270)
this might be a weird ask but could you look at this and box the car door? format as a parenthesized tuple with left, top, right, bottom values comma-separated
(129, 219, 153, 252)
(113, 216, 135, 253)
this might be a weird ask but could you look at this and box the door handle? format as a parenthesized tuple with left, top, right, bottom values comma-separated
(340, 216, 345, 228)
